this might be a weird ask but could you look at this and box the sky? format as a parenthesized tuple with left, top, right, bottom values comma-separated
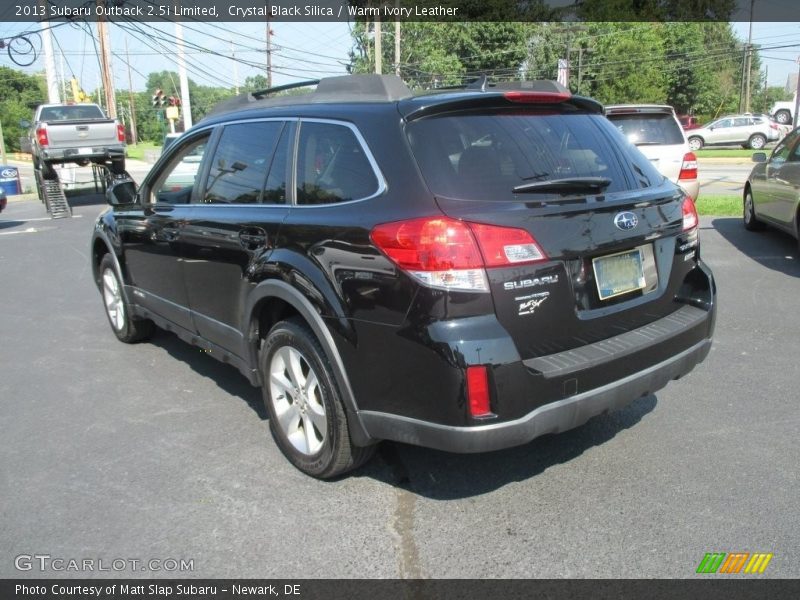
(0, 20, 798, 98)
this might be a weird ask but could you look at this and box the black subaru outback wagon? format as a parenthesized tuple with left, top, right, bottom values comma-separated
(92, 75, 715, 478)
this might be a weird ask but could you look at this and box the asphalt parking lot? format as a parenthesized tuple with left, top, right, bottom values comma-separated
(1, 192, 798, 579)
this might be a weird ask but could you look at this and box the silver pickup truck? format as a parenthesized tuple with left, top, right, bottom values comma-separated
(25, 103, 126, 179)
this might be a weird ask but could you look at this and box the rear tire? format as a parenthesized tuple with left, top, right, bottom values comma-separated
(743, 188, 765, 231)
(775, 110, 791, 125)
(98, 254, 154, 343)
(260, 318, 375, 478)
(688, 136, 703, 151)
(748, 134, 767, 150)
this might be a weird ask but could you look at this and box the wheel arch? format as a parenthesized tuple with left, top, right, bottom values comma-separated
(244, 279, 373, 447)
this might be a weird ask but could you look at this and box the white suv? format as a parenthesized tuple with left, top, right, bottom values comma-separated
(605, 104, 699, 200)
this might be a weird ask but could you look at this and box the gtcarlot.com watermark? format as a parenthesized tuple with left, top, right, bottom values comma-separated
(15, 554, 194, 573)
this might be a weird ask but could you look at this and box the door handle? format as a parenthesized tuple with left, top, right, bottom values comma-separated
(238, 228, 267, 250)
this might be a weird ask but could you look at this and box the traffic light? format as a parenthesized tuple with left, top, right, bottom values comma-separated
(151, 89, 165, 107)
(167, 96, 182, 107)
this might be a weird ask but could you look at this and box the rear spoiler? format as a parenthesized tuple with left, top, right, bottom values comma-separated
(401, 90, 603, 122)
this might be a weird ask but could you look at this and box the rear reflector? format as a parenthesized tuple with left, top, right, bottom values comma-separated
(678, 152, 697, 181)
(504, 91, 571, 104)
(682, 196, 699, 231)
(370, 217, 547, 292)
(466, 366, 492, 417)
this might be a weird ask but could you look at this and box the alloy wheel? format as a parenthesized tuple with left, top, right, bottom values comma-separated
(269, 346, 327, 455)
(102, 268, 125, 331)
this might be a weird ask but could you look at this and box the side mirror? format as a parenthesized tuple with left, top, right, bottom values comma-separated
(106, 175, 138, 206)
(19, 119, 31, 128)
(752, 152, 767, 163)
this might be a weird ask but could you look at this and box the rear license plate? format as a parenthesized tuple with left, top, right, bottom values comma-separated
(78, 147, 93, 155)
(593, 248, 646, 300)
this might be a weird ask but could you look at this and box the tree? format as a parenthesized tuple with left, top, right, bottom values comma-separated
(0, 66, 46, 152)
(573, 24, 669, 104)
(348, 22, 531, 89)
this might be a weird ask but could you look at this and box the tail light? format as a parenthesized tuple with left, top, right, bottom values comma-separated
(370, 217, 547, 292)
(116, 124, 126, 142)
(682, 196, 699, 231)
(678, 152, 697, 181)
(36, 126, 48, 147)
(466, 366, 492, 418)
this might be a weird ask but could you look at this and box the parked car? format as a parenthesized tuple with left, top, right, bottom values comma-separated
(606, 104, 699, 200)
(92, 75, 716, 478)
(743, 126, 800, 249)
(678, 115, 700, 131)
(0, 188, 6, 213)
(687, 114, 781, 150)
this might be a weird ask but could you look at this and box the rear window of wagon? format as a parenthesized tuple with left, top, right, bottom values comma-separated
(406, 111, 662, 201)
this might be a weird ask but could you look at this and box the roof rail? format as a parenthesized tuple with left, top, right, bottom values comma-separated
(203, 75, 414, 120)
(251, 79, 320, 100)
(423, 76, 569, 96)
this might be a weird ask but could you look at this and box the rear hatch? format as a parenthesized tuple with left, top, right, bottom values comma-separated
(403, 96, 700, 360)
(605, 106, 688, 184)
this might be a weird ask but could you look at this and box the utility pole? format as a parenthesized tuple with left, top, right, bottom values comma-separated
(793, 57, 800, 129)
(96, 0, 116, 118)
(266, 19, 273, 88)
(125, 37, 137, 145)
(231, 40, 239, 95)
(394, 1, 400, 76)
(59, 52, 67, 101)
(174, 20, 192, 130)
(374, 12, 382, 74)
(38, 1, 60, 103)
(744, 0, 755, 112)
(0, 120, 7, 165)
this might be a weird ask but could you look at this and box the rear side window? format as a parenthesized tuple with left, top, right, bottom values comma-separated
(296, 122, 379, 205)
(407, 111, 661, 201)
(202, 121, 285, 204)
(607, 113, 685, 145)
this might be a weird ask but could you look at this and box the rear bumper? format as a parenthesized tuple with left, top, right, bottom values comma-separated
(41, 145, 125, 163)
(359, 337, 711, 453)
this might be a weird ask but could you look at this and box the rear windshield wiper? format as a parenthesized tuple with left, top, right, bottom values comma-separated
(512, 177, 612, 194)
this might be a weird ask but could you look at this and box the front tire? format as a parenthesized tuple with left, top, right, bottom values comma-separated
(260, 318, 374, 478)
(98, 254, 154, 343)
(748, 134, 767, 150)
(743, 188, 765, 231)
(688, 136, 703, 151)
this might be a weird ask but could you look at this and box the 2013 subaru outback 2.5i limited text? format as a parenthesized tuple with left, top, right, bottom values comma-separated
(92, 75, 716, 478)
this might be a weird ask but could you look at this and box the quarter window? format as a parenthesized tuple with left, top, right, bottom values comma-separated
(202, 121, 285, 204)
(296, 122, 379, 205)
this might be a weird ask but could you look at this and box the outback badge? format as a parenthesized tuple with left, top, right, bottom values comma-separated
(614, 211, 638, 231)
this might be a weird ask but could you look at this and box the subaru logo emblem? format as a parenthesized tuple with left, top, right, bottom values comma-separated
(614, 212, 638, 231)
